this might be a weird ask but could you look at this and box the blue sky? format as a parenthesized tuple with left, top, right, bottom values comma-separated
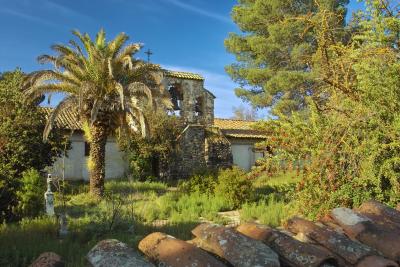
(0, 0, 364, 118)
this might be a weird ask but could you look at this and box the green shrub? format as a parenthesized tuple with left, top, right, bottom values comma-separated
(214, 167, 253, 209)
(255, 182, 297, 203)
(178, 171, 217, 195)
(14, 169, 45, 218)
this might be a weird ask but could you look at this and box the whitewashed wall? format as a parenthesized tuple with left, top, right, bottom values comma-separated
(51, 133, 128, 180)
(230, 140, 263, 171)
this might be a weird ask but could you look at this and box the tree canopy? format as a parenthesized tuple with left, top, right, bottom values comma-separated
(0, 70, 65, 221)
(225, 0, 349, 115)
(226, 0, 400, 217)
(25, 29, 171, 197)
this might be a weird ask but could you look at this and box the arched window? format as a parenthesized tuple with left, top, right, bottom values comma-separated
(195, 96, 204, 116)
(168, 85, 183, 116)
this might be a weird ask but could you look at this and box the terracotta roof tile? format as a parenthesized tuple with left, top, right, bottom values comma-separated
(41, 108, 265, 139)
(42, 107, 82, 131)
(164, 70, 204, 80)
(214, 118, 266, 139)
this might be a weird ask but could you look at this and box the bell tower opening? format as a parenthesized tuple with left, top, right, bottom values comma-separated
(195, 96, 204, 117)
(168, 84, 183, 116)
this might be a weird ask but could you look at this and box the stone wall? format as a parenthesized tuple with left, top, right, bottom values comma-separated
(205, 127, 233, 170)
(163, 77, 214, 126)
(159, 71, 231, 179)
(171, 125, 206, 179)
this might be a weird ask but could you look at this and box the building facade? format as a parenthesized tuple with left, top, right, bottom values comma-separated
(48, 69, 265, 180)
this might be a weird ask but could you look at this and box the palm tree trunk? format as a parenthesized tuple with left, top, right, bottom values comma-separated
(89, 124, 108, 197)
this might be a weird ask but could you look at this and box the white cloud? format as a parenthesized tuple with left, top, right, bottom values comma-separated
(162, 0, 232, 24)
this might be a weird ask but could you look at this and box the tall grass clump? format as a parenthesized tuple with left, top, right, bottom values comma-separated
(240, 195, 287, 227)
(105, 179, 168, 194)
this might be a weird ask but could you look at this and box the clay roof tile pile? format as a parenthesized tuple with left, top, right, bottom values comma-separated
(137, 200, 400, 267)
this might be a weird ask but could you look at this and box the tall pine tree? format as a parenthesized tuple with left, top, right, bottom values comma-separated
(225, 0, 349, 115)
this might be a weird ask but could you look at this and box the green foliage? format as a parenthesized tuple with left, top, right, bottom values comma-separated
(0, 70, 65, 222)
(134, 191, 231, 223)
(0, 173, 293, 266)
(119, 110, 183, 180)
(14, 169, 45, 218)
(25, 29, 172, 196)
(179, 168, 253, 209)
(227, 0, 400, 217)
(105, 179, 168, 194)
(241, 196, 287, 227)
(178, 171, 217, 196)
(225, 0, 349, 114)
(214, 167, 253, 209)
(242, 171, 298, 226)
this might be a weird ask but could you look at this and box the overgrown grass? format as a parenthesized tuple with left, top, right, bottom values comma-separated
(1, 172, 300, 266)
(0, 179, 231, 266)
(240, 171, 300, 226)
(241, 196, 287, 227)
(253, 171, 301, 188)
(134, 191, 232, 223)
(0, 214, 198, 267)
(105, 179, 168, 194)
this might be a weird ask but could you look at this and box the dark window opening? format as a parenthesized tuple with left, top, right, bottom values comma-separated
(168, 85, 183, 114)
(195, 96, 204, 116)
(84, 142, 90, 157)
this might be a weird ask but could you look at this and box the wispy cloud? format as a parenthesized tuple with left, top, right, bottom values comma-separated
(0, 8, 56, 27)
(0, 1, 94, 29)
(42, 0, 94, 22)
(163, 0, 232, 24)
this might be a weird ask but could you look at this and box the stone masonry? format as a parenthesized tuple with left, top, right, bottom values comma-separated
(161, 69, 233, 179)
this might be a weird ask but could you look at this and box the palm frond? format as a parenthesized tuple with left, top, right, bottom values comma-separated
(68, 40, 85, 57)
(25, 70, 80, 88)
(127, 104, 149, 137)
(44, 95, 77, 140)
(116, 43, 142, 62)
(25, 83, 77, 98)
(108, 32, 129, 57)
(37, 55, 58, 65)
(115, 82, 125, 110)
(90, 99, 102, 126)
(95, 28, 106, 50)
(127, 82, 153, 103)
(27, 29, 162, 142)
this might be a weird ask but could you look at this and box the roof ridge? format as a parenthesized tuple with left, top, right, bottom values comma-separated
(214, 117, 257, 122)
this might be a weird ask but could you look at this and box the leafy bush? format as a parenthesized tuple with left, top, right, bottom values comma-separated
(0, 70, 66, 221)
(178, 171, 217, 195)
(119, 110, 183, 180)
(14, 169, 45, 218)
(254, 182, 297, 203)
(214, 167, 253, 209)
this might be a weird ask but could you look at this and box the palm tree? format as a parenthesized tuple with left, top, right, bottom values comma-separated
(24, 29, 170, 197)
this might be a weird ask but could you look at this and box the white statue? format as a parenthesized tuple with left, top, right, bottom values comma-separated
(44, 173, 55, 216)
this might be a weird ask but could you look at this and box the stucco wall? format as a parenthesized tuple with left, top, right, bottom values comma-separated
(51, 133, 128, 180)
(229, 139, 264, 171)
